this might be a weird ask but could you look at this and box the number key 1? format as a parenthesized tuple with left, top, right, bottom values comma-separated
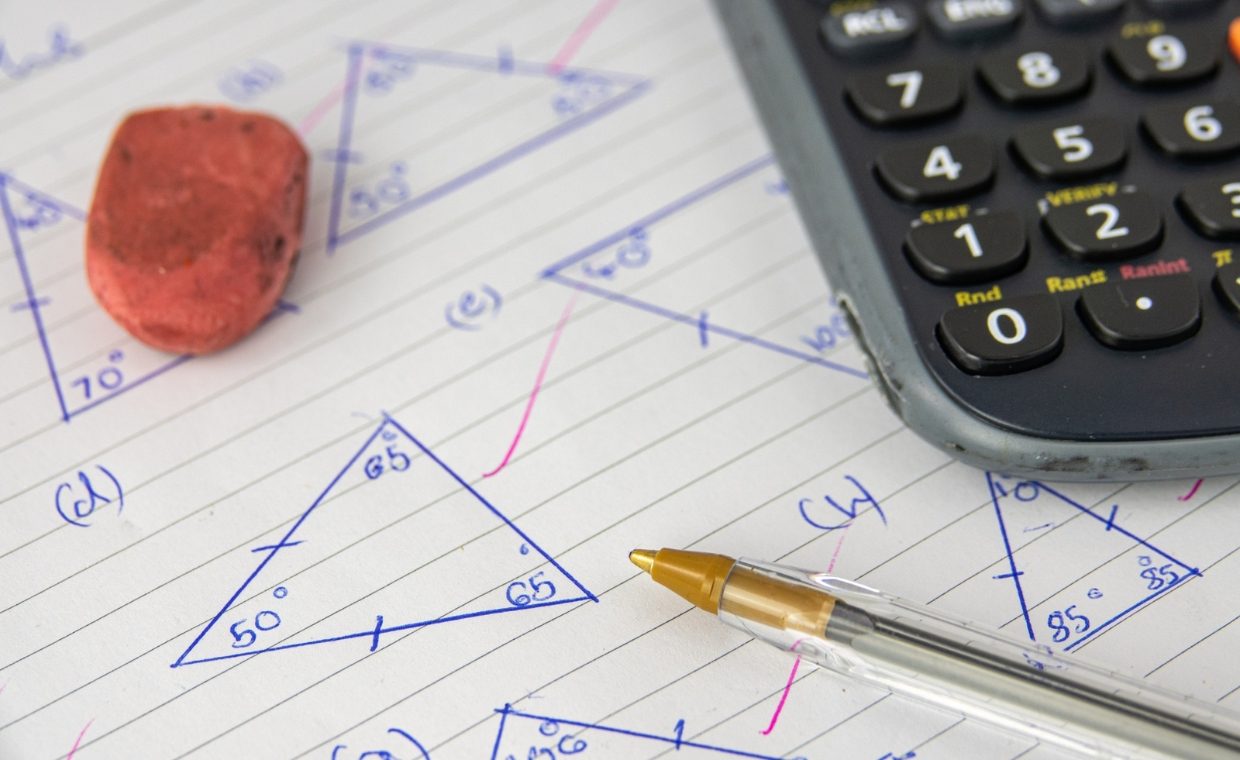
(904, 211, 1028, 283)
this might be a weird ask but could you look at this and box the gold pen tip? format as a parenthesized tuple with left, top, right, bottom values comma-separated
(629, 549, 657, 574)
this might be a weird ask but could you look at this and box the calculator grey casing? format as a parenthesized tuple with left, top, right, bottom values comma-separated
(712, 0, 1240, 482)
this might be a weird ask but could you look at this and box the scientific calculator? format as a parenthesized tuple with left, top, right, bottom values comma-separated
(714, 0, 1240, 481)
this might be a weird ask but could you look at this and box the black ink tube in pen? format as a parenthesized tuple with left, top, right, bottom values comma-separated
(629, 548, 1240, 759)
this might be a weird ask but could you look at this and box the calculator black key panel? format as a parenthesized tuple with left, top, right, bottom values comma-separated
(713, 0, 1240, 460)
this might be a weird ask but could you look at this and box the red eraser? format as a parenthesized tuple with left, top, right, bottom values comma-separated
(86, 106, 308, 354)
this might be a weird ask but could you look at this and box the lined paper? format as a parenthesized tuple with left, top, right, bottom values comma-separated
(3, 1, 1240, 758)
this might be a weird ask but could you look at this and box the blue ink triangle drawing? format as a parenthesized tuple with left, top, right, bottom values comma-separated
(985, 472, 1199, 653)
(491, 705, 798, 760)
(173, 412, 595, 667)
(0, 173, 297, 423)
(539, 156, 868, 381)
(325, 41, 650, 253)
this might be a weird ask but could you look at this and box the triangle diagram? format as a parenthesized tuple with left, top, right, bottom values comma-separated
(1, 173, 296, 423)
(539, 156, 868, 381)
(172, 412, 595, 667)
(324, 41, 650, 252)
(0, 174, 186, 422)
(986, 472, 1199, 652)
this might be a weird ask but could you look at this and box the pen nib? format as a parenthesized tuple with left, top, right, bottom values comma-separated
(629, 549, 657, 574)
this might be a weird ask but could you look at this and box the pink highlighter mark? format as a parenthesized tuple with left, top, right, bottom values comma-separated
(759, 656, 803, 736)
(67, 719, 94, 760)
(298, 81, 349, 136)
(1178, 478, 1204, 502)
(546, 0, 621, 75)
(482, 292, 579, 478)
(760, 527, 852, 736)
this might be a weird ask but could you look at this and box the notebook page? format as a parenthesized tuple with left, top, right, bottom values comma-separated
(2, 1, 1239, 758)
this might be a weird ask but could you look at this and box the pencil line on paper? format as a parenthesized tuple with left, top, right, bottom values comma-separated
(482, 292, 579, 478)
(547, 0, 621, 74)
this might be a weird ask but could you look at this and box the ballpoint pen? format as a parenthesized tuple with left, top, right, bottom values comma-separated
(629, 547, 1240, 759)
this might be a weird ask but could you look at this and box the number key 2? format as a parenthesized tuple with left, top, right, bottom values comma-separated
(1042, 191, 1163, 260)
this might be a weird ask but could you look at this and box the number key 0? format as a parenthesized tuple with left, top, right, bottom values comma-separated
(938, 295, 1064, 374)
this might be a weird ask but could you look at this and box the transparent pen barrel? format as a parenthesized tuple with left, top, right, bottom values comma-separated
(720, 560, 1240, 759)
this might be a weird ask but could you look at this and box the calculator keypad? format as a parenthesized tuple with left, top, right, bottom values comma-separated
(846, 65, 964, 126)
(1215, 263, 1240, 313)
(875, 135, 995, 202)
(927, 0, 1023, 41)
(1142, 101, 1240, 158)
(1010, 118, 1128, 179)
(1077, 273, 1201, 349)
(979, 43, 1093, 104)
(1178, 177, 1240, 239)
(1042, 191, 1164, 261)
(938, 295, 1064, 374)
(1107, 25, 1220, 85)
(1033, 0, 1125, 26)
(905, 210, 1028, 283)
(821, 1, 919, 57)
(789, 0, 1240, 439)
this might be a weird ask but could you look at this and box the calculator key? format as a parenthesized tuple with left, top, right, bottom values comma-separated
(1108, 26, 1219, 86)
(1141, 101, 1240, 158)
(1141, 0, 1221, 15)
(875, 136, 995, 202)
(846, 65, 963, 126)
(1033, 0, 1125, 26)
(1078, 274, 1201, 349)
(1214, 263, 1240, 314)
(1042, 191, 1163, 261)
(905, 211, 1028, 284)
(1179, 177, 1240, 239)
(822, 1, 919, 57)
(1011, 118, 1127, 180)
(978, 44, 1091, 105)
(927, 0, 1022, 41)
(938, 295, 1063, 374)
